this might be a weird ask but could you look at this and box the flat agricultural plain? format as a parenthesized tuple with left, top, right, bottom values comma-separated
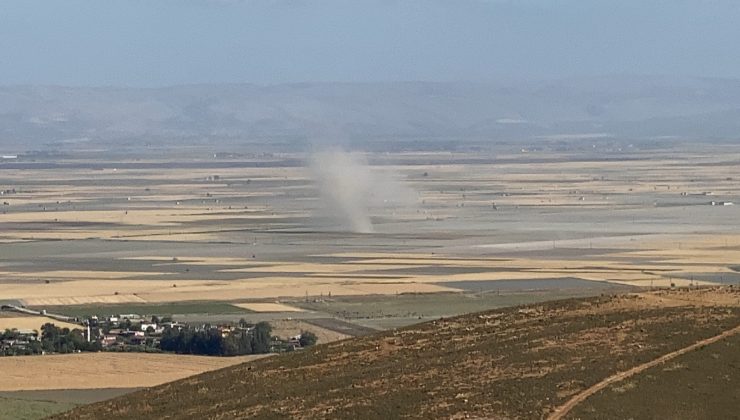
(233, 302, 305, 312)
(2, 144, 740, 418)
(2, 145, 739, 311)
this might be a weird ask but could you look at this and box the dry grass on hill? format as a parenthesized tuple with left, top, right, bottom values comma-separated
(54, 288, 740, 419)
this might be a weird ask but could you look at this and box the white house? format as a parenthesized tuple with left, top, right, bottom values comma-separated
(140, 322, 158, 332)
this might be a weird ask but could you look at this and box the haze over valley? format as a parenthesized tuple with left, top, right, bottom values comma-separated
(3, 76, 740, 154)
(2, 1, 740, 419)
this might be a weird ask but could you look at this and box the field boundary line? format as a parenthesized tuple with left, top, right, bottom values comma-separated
(548, 322, 740, 420)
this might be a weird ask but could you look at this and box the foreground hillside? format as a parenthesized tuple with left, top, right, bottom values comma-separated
(56, 288, 740, 419)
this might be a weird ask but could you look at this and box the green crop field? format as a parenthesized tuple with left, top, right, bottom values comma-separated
(0, 397, 76, 420)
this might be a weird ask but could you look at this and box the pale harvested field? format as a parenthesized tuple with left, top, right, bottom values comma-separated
(11, 279, 462, 306)
(613, 278, 715, 288)
(110, 233, 222, 242)
(233, 303, 305, 312)
(268, 319, 349, 343)
(0, 270, 175, 280)
(1, 280, 226, 303)
(0, 316, 81, 332)
(4, 234, 739, 306)
(0, 208, 283, 226)
(222, 263, 428, 273)
(0, 353, 267, 392)
(0, 229, 223, 242)
(122, 256, 269, 266)
(22, 295, 146, 306)
(5, 233, 740, 306)
(137, 282, 462, 303)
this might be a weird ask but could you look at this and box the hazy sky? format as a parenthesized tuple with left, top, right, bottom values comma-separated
(1, 0, 740, 86)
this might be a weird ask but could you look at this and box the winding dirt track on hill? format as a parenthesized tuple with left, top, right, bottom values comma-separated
(548, 323, 740, 420)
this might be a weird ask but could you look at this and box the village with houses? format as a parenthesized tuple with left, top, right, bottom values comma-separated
(1, 304, 317, 357)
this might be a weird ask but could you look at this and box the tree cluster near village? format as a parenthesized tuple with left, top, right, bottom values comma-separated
(159, 321, 274, 356)
(1, 324, 100, 356)
(40, 323, 102, 353)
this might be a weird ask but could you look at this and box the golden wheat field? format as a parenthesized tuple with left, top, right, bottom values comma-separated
(0, 316, 81, 332)
(0, 353, 267, 391)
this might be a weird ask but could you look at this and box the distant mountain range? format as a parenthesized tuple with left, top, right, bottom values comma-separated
(1, 76, 740, 153)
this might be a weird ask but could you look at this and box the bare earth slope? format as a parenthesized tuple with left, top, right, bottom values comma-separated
(55, 288, 740, 419)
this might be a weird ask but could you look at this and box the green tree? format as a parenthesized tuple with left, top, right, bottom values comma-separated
(2, 329, 20, 340)
(251, 322, 272, 354)
(237, 331, 253, 354)
(299, 331, 318, 347)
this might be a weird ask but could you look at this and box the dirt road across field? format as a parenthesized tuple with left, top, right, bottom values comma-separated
(548, 323, 740, 420)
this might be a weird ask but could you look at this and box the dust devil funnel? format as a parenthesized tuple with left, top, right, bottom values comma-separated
(310, 150, 374, 233)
